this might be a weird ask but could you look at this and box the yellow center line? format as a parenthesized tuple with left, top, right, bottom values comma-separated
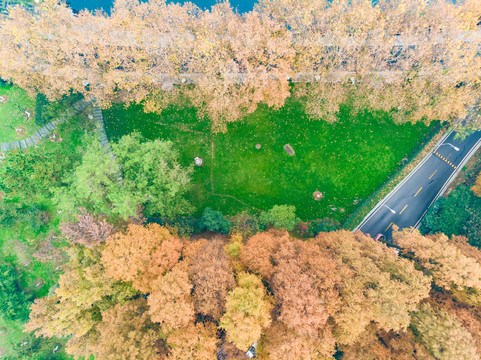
(429, 170, 437, 179)
(399, 204, 408, 214)
(385, 222, 393, 232)
(414, 187, 422, 197)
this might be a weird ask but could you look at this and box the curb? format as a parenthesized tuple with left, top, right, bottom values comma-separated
(353, 128, 452, 232)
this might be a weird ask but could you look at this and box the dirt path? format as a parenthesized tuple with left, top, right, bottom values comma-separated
(209, 140, 262, 211)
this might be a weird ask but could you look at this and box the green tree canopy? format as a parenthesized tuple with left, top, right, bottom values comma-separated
(421, 187, 481, 248)
(111, 133, 193, 219)
(219, 272, 272, 351)
(199, 207, 231, 234)
(0, 263, 32, 321)
(55, 133, 193, 220)
(260, 205, 299, 231)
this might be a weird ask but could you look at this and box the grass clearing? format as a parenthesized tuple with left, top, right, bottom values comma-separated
(105, 97, 437, 222)
(0, 85, 37, 142)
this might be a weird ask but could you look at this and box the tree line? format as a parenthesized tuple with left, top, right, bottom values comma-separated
(22, 218, 481, 360)
(0, 0, 479, 131)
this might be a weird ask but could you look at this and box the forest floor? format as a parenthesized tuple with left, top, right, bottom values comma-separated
(104, 97, 437, 222)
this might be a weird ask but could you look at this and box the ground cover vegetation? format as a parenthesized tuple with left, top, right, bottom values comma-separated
(105, 96, 436, 222)
(0, 83, 36, 142)
(0, 0, 479, 133)
(421, 164, 481, 249)
(0, 82, 81, 143)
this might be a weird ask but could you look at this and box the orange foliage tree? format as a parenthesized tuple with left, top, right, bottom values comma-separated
(101, 223, 183, 293)
(189, 240, 236, 321)
(24, 245, 137, 358)
(316, 230, 430, 345)
(393, 228, 481, 305)
(92, 298, 163, 360)
(1, 0, 480, 131)
(165, 322, 218, 360)
(147, 263, 195, 334)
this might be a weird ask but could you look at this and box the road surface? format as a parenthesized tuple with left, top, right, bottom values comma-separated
(356, 130, 481, 240)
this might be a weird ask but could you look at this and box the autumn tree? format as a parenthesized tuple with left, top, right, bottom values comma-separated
(3, 0, 479, 130)
(393, 228, 481, 305)
(219, 272, 272, 351)
(25, 245, 137, 358)
(189, 240, 235, 320)
(147, 263, 195, 333)
(429, 289, 481, 354)
(339, 323, 434, 360)
(264, 321, 335, 360)
(166, 322, 218, 360)
(241, 230, 342, 356)
(411, 303, 479, 360)
(472, 171, 481, 197)
(101, 223, 182, 293)
(92, 298, 162, 360)
(271, 256, 329, 337)
(240, 229, 289, 278)
(316, 230, 430, 345)
(60, 208, 115, 248)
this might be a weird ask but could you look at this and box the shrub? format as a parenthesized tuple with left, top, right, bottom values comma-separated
(0, 263, 32, 320)
(230, 211, 263, 239)
(307, 217, 340, 237)
(167, 215, 200, 238)
(0, 201, 21, 228)
(421, 186, 481, 248)
(22, 205, 50, 232)
(259, 205, 299, 231)
(34, 93, 49, 126)
(199, 208, 231, 234)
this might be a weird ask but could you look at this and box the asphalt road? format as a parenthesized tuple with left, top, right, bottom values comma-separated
(357, 130, 481, 240)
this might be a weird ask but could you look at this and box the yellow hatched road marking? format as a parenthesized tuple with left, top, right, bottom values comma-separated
(414, 187, 422, 197)
(400, 204, 408, 214)
(429, 170, 437, 179)
(385, 222, 393, 232)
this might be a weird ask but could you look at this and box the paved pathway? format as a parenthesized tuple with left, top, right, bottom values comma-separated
(92, 105, 122, 182)
(0, 99, 89, 152)
(356, 129, 481, 239)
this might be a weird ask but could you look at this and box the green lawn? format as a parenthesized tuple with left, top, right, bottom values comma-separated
(0, 85, 37, 142)
(104, 97, 437, 222)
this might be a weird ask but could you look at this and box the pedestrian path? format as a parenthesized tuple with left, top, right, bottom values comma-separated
(92, 105, 122, 182)
(0, 99, 89, 152)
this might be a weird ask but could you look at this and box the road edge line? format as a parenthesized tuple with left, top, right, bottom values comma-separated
(353, 128, 453, 232)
